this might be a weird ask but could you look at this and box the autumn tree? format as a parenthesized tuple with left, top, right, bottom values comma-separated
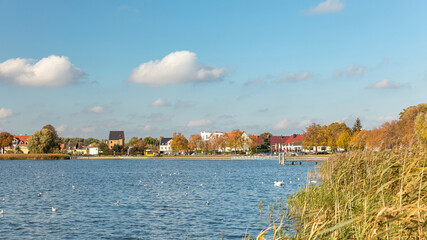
(171, 133, 188, 153)
(0, 132, 13, 154)
(337, 131, 351, 151)
(133, 139, 147, 154)
(144, 137, 159, 150)
(188, 134, 203, 151)
(214, 135, 228, 152)
(326, 122, 350, 150)
(303, 123, 328, 151)
(226, 129, 244, 153)
(415, 112, 427, 142)
(98, 141, 109, 155)
(247, 135, 259, 152)
(350, 130, 368, 150)
(28, 129, 58, 153)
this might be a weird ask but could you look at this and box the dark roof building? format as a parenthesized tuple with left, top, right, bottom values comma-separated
(160, 137, 172, 146)
(109, 131, 125, 141)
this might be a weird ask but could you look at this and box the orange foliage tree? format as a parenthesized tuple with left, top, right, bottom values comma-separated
(171, 132, 188, 153)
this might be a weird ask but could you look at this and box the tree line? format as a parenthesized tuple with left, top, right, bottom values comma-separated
(302, 103, 426, 151)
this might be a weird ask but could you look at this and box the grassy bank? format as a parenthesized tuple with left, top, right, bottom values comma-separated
(267, 142, 425, 239)
(0, 154, 71, 160)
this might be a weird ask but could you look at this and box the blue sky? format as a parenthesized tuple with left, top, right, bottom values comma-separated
(0, 0, 426, 139)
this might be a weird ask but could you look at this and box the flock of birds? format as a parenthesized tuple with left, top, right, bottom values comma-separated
(0, 171, 319, 218)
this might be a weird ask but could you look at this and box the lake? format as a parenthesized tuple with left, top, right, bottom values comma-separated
(0, 159, 317, 239)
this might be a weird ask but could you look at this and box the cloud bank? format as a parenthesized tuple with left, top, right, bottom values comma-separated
(334, 64, 365, 78)
(0, 55, 85, 87)
(280, 72, 312, 82)
(128, 51, 229, 87)
(150, 98, 170, 107)
(86, 106, 106, 113)
(307, 0, 344, 15)
(0, 108, 13, 119)
(366, 78, 407, 89)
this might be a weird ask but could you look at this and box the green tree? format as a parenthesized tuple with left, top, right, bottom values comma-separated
(0, 132, 13, 154)
(28, 129, 57, 153)
(83, 138, 100, 146)
(127, 137, 139, 146)
(352, 118, 362, 133)
(98, 141, 109, 155)
(144, 137, 159, 149)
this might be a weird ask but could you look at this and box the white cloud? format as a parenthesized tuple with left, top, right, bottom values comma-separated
(366, 78, 407, 89)
(56, 124, 68, 133)
(298, 120, 312, 128)
(0, 55, 85, 87)
(334, 64, 365, 78)
(376, 115, 397, 122)
(0, 108, 13, 119)
(86, 106, 106, 113)
(307, 0, 344, 15)
(128, 51, 229, 87)
(273, 119, 293, 130)
(143, 125, 153, 131)
(150, 98, 170, 107)
(187, 119, 213, 128)
(281, 72, 312, 82)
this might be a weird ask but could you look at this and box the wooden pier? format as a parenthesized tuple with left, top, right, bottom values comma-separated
(278, 153, 328, 165)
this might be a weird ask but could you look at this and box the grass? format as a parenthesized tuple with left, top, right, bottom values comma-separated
(252, 142, 426, 239)
(0, 154, 70, 160)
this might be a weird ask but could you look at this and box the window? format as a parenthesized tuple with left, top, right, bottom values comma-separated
(321, 147, 326, 151)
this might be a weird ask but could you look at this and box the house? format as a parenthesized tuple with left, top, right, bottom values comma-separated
(256, 134, 306, 152)
(88, 147, 99, 155)
(108, 131, 125, 149)
(282, 134, 304, 152)
(201, 131, 224, 141)
(64, 142, 85, 155)
(221, 131, 250, 152)
(159, 137, 172, 154)
(7, 135, 30, 154)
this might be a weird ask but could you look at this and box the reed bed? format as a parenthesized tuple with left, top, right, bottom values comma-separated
(0, 154, 70, 160)
(253, 142, 426, 239)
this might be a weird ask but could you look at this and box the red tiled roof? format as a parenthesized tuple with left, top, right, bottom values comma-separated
(13, 135, 30, 147)
(284, 134, 303, 145)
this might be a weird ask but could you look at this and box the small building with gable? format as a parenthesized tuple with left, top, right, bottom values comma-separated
(108, 131, 125, 149)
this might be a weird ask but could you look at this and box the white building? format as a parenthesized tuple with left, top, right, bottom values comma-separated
(88, 147, 99, 155)
(160, 137, 173, 154)
(200, 131, 223, 141)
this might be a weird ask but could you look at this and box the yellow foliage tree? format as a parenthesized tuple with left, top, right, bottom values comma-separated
(171, 133, 188, 153)
(337, 131, 351, 151)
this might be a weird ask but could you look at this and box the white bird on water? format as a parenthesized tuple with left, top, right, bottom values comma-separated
(114, 201, 120, 206)
(206, 201, 210, 206)
(0, 209, 4, 215)
(37, 192, 42, 197)
(52, 207, 58, 212)
(72, 185, 75, 191)
(1, 198, 5, 202)
(274, 181, 284, 186)
(138, 180, 142, 186)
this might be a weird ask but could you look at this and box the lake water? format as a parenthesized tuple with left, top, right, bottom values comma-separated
(0, 159, 316, 239)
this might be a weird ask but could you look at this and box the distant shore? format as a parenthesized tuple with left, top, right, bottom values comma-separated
(0, 154, 70, 160)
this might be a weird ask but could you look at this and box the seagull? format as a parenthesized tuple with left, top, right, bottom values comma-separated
(0, 209, 4, 215)
(52, 207, 58, 212)
(297, 178, 300, 181)
(274, 181, 284, 186)
(1, 198, 5, 202)
(72, 185, 75, 191)
(138, 180, 142, 186)
(185, 193, 188, 196)
(114, 201, 120, 206)
(206, 201, 210, 206)
(37, 192, 42, 197)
